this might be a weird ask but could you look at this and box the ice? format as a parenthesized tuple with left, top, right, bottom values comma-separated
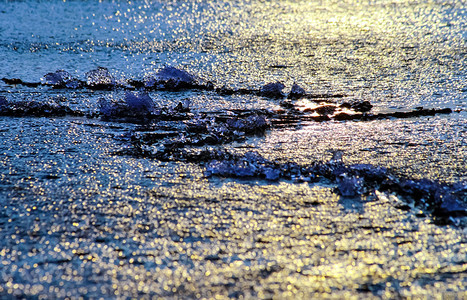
(226, 115, 269, 133)
(340, 100, 373, 113)
(97, 98, 119, 118)
(336, 174, 365, 197)
(124, 91, 155, 115)
(145, 66, 195, 89)
(42, 69, 81, 88)
(86, 67, 115, 88)
(172, 99, 191, 113)
(260, 82, 285, 98)
(155, 66, 194, 83)
(0, 96, 8, 108)
(439, 195, 467, 215)
(206, 159, 257, 178)
(98, 92, 155, 118)
(0, 98, 81, 117)
(263, 167, 281, 180)
(288, 83, 306, 99)
(43, 70, 71, 85)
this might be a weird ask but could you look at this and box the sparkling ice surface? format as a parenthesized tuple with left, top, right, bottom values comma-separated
(0, 1, 466, 298)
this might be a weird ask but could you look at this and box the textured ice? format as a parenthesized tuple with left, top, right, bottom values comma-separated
(226, 115, 269, 133)
(156, 66, 194, 83)
(288, 83, 307, 99)
(260, 82, 286, 98)
(0, 96, 8, 108)
(336, 174, 365, 197)
(43, 70, 82, 88)
(145, 66, 195, 89)
(98, 93, 155, 118)
(124, 91, 155, 115)
(86, 67, 115, 88)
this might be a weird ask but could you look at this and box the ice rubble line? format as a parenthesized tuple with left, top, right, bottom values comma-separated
(2, 67, 345, 101)
(1, 66, 352, 99)
(0, 66, 462, 118)
(112, 108, 466, 221)
(2, 67, 206, 92)
(191, 149, 466, 219)
(121, 128, 466, 220)
(0, 93, 455, 125)
(0, 66, 457, 122)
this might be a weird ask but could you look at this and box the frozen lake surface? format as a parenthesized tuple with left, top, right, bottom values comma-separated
(0, 0, 466, 298)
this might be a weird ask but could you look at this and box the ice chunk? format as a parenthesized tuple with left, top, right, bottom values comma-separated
(242, 151, 268, 164)
(86, 67, 115, 87)
(340, 100, 373, 113)
(288, 83, 306, 99)
(98, 98, 117, 117)
(439, 195, 467, 215)
(205, 159, 258, 178)
(226, 115, 269, 133)
(205, 160, 229, 176)
(351, 101, 372, 113)
(232, 161, 257, 177)
(145, 66, 195, 89)
(156, 66, 194, 83)
(0, 99, 80, 117)
(44, 70, 71, 85)
(329, 150, 344, 165)
(350, 164, 388, 181)
(43, 70, 82, 88)
(263, 167, 280, 180)
(260, 82, 285, 98)
(124, 91, 154, 115)
(337, 174, 364, 197)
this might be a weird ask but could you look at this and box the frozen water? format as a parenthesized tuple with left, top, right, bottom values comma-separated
(124, 91, 155, 114)
(0, 0, 466, 298)
(86, 67, 115, 88)
(0, 96, 8, 107)
(288, 83, 306, 99)
(155, 66, 194, 84)
(337, 174, 365, 197)
(145, 66, 195, 89)
(260, 82, 286, 98)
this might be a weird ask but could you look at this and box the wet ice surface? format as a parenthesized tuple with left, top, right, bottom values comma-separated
(1, 0, 467, 298)
(1, 118, 466, 298)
